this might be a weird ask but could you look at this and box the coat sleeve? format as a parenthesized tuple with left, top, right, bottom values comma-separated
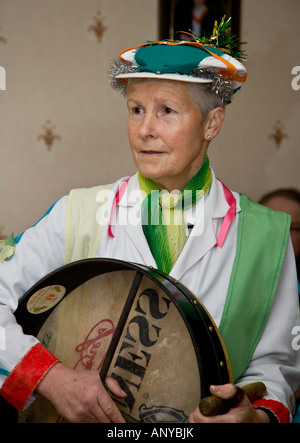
(0, 197, 67, 409)
(236, 237, 300, 422)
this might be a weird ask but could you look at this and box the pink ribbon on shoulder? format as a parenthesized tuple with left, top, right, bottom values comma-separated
(108, 177, 131, 238)
(214, 180, 237, 248)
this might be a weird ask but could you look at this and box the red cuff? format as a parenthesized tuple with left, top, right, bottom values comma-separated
(0, 343, 59, 411)
(253, 398, 290, 423)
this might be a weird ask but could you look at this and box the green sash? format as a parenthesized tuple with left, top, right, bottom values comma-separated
(219, 194, 291, 381)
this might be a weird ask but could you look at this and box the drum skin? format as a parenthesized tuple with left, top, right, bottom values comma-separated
(15, 258, 232, 423)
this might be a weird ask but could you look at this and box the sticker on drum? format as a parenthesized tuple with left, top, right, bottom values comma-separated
(27, 285, 66, 314)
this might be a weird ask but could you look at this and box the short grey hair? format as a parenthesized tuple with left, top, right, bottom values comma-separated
(125, 78, 228, 121)
(186, 82, 227, 121)
(108, 58, 234, 116)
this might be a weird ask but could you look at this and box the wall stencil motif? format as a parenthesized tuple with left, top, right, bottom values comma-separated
(268, 120, 289, 149)
(0, 27, 7, 44)
(37, 120, 61, 151)
(88, 11, 106, 42)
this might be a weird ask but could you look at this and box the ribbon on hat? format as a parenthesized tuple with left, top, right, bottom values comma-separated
(119, 40, 243, 81)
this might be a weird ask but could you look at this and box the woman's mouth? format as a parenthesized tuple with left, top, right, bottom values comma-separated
(141, 150, 165, 155)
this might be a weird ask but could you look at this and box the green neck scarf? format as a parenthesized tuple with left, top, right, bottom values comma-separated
(139, 156, 212, 273)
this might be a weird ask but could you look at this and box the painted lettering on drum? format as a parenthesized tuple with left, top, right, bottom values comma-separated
(74, 319, 115, 371)
(111, 288, 172, 414)
(135, 289, 171, 319)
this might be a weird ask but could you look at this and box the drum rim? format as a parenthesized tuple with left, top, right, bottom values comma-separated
(16, 258, 232, 407)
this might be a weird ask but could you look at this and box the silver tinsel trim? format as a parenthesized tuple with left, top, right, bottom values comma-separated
(190, 68, 234, 104)
(108, 59, 234, 104)
(108, 59, 139, 96)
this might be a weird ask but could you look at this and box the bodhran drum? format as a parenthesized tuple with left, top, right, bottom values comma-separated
(15, 258, 232, 423)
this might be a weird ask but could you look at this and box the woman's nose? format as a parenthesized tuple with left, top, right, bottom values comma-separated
(139, 112, 157, 139)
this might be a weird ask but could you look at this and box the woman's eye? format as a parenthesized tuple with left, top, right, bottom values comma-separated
(132, 106, 143, 114)
(164, 107, 174, 114)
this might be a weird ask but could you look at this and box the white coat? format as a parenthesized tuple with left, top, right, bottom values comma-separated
(0, 171, 299, 417)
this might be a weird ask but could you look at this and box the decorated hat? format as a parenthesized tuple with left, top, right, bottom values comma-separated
(109, 16, 247, 104)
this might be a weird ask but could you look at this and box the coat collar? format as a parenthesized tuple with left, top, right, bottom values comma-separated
(115, 171, 241, 280)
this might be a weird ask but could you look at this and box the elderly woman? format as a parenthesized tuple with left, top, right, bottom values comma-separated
(0, 21, 299, 423)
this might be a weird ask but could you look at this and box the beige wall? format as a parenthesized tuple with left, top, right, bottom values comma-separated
(0, 0, 299, 237)
(0, 0, 158, 236)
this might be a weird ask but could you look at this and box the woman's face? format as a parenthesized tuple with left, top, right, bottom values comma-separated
(127, 79, 209, 191)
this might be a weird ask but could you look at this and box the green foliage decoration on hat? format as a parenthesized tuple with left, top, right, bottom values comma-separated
(182, 15, 247, 62)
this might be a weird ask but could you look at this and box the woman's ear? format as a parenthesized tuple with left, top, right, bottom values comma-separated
(204, 107, 225, 141)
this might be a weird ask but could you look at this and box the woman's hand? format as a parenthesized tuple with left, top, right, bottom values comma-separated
(36, 362, 127, 423)
(189, 384, 270, 423)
